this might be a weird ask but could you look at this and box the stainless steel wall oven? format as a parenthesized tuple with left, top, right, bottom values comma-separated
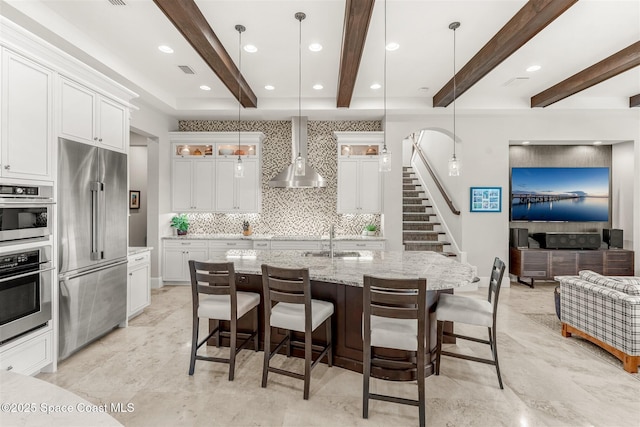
(0, 184, 54, 243)
(0, 244, 53, 343)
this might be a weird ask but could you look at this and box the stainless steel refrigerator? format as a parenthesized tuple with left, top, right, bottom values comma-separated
(58, 138, 128, 360)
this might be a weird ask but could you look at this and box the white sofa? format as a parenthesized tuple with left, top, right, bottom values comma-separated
(555, 270, 640, 373)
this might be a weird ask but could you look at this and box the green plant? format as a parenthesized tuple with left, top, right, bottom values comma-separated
(365, 224, 377, 232)
(243, 220, 250, 231)
(170, 214, 189, 232)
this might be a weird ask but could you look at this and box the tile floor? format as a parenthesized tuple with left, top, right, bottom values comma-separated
(37, 281, 640, 427)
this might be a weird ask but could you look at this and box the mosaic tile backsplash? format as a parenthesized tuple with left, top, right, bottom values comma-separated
(177, 120, 382, 236)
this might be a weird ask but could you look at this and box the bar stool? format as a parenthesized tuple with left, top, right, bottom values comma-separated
(435, 257, 506, 388)
(261, 264, 334, 400)
(362, 275, 427, 427)
(188, 260, 260, 380)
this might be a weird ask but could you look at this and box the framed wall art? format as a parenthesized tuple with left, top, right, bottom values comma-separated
(470, 187, 501, 212)
(129, 190, 141, 209)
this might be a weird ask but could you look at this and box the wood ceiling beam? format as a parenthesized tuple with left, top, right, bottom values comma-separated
(337, 0, 376, 108)
(631, 94, 640, 108)
(531, 42, 640, 107)
(433, 0, 577, 108)
(153, 0, 257, 108)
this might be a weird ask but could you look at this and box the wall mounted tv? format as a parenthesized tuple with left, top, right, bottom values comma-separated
(511, 167, 609, 222)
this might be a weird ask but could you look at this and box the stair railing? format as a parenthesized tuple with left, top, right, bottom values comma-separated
(412, 141, 460, 215)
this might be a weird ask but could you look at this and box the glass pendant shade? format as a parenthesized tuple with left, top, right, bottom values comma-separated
(294, 154, 305, 176)
(379, 147, 391, 172)
(448, 154, 460, 176)
(234, 156, 244, 178)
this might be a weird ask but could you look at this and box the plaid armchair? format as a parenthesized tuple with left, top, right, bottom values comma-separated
(555, 270, 640, 373)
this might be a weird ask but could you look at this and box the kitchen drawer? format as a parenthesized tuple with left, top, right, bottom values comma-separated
(209, 240, 253, 250)
(270, 241, 322, 250)
(0, 329, 52, 376)
(334, 241, 385, 251)
(253, 241, 271, 250)
(128, 251, 150, 268)
(164, 240, 208, 248)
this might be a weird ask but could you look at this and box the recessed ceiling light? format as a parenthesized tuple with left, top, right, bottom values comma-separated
(244, 44, 258, 53)
(313, 84, 323, 90)
(370, 83, 382, 90)
(264, 85, 275, 91)
(593, 140, 602, 145)
(199, 85, 211, 91)
(158, 45, 174, 54)
(522, 141, 530, 145)
(385, 42, 400, 51)
(526, 65, 541, 72)
(308, 43, 323, 52)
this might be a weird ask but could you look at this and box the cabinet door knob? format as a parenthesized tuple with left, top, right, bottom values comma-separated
(3, 165, 9, 170)
(99, 138, 103, 142)
(94, 137, 98, 141)
(6, 365, 13, 371)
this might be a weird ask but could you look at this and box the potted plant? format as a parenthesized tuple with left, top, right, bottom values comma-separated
(170, 214, 189, 236)
(242, 220, 252, 236)
(363, 224, 377, 236)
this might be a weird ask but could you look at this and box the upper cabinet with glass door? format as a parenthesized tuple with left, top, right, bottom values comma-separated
(170, 132, 263, 159)
(335, 131, 384, 158)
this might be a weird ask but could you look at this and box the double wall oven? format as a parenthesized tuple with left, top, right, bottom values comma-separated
(0, 184, 54, 344)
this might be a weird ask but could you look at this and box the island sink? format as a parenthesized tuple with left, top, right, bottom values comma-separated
(302, 251, 360, 258)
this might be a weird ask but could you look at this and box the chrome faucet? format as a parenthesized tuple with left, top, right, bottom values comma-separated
(329, 224, 335, 259)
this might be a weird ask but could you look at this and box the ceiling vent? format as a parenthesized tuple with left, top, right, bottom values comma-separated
(107, 0, 127, 5)
(178, 65, 196, 75)
(503, 77, 530, 87)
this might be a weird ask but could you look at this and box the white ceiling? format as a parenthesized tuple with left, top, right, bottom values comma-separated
(2, 0, 639, 120)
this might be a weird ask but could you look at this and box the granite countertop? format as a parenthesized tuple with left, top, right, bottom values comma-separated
(162, 234, 386, 241)
(128, 246, 153, 255)
(205, 250, 476, 290)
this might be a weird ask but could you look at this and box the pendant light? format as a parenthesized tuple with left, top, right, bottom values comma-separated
(234, 24, 245, 178)
(379, 0, 391, 172)
(448, 21, 461, 177)
(294, 12, 306, 176)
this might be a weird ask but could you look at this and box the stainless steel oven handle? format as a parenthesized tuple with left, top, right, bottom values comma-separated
(0, 199, 55, 205)
(0, 266, 55, 283)
(59, 259, 128, 282)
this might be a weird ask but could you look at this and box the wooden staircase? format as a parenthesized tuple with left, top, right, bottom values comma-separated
(403, 166, 455, 257)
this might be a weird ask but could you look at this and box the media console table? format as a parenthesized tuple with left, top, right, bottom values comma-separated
(510, 247, 635, 288)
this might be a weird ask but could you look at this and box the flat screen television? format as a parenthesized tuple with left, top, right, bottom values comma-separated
(510, 167, 609, 222)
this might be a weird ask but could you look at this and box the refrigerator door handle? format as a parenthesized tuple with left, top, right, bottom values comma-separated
(98, 181, 106, 260)
(59, 259, 129, 282)
(90, 181, 101, 260)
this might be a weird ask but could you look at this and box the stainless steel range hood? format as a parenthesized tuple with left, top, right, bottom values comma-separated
(269, 116, 327, 188)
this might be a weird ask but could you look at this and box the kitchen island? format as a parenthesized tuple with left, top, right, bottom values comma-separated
(203, 250, 477, 380)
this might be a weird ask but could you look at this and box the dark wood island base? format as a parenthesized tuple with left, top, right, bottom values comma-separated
(208, 273, 454, 381)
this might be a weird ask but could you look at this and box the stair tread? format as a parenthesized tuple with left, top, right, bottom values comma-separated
(403, 230, 445, 234)
(403, 221, 440, 224)
(404, 240, 451, 244)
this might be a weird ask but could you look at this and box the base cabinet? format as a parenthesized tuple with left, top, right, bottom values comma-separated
(163, 240, 209, 282)
(128, 251, 151, 319)
(510, 248, 635, 284)
(0, 328, 53, 376)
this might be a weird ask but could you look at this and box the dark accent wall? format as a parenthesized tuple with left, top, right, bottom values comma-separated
(509, 145, 612, 235)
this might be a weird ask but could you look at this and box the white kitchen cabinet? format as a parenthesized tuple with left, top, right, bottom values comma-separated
(253, 240, 271, 250)
(334, 240, 385, 251)
(270, 240, 322, 251)
(0, 49, 53, 181)
(163, 240, 209, 282)
(171, 157, 215, 212)
(337, 159, 381, 213)
(128, 251, 151, 319)
(59, 76, 128, 152)
(215, 158, 260, 213)
(209, 240, 253, 258)
(0, 327, 53, 376)
(334, 132, 383, 214)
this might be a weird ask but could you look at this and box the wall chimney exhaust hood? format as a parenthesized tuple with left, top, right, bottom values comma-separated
(268, 117, 327, 188)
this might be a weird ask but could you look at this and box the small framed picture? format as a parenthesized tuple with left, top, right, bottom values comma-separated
(470, 187, 501, 212)
(129, 190, 140, 209)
